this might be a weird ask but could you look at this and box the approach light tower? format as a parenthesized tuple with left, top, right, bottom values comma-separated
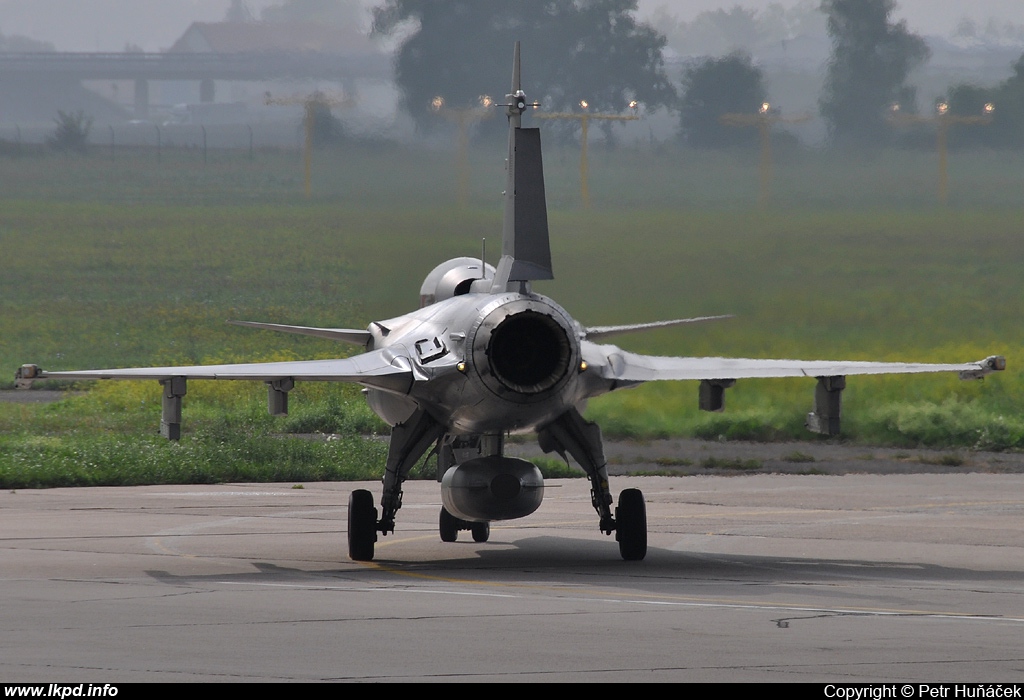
(889, 101, 994, 206)
(535, 100, 640, 208)
(720, 102, 810, 209)
(429, 95, 496, 207)
(265, 90, 354, 199)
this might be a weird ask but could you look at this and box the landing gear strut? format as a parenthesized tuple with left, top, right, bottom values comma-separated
(348, 410, 444, 562)
(539, 408, 648, 561)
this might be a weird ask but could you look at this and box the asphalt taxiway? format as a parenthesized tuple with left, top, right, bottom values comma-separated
(2, 474, 1023, 682)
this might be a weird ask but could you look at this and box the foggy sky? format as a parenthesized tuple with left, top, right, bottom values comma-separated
(652, 0, 1024, 36)
(1, 0, 1024, 53)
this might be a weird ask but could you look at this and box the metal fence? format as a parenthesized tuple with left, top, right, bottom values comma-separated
(0, 122, 307, 154)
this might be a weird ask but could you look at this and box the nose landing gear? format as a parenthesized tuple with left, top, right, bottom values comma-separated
(440, 506, 491, 543)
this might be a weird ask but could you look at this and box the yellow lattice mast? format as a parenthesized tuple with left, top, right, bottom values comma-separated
(535, 101, 639, 208)
(429, 95, 496, 207)
(265, 90, 354, 199)
(888, 101, 994, 206)
(720, 103, 810, 209)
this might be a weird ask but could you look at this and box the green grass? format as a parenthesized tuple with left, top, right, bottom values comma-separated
(7, 139, 1024, 210)
(782, 451, 816, 463)
(1, 140, 1023, 487)
(651, 456, 694, 467)
(915, 453, 966, 467)
(0, 382, 389, 488)
(700, 457, 763, 471)
(527, 456, 586, 479)
(0, 430, 387, 489)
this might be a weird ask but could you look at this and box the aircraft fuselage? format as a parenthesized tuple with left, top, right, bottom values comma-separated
(366, 290, 605, 435)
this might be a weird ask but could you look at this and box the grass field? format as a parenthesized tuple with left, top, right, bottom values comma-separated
(2, 137, 1022, 487)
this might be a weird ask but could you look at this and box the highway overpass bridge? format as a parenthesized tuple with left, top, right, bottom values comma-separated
(0, 51, 391, 118)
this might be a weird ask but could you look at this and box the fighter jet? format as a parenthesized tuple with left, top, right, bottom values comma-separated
(16, 44, 1005, 562)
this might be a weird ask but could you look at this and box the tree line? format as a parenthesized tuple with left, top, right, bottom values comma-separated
(362, 0, 1024, 150)
(29, 0, 1017, 150)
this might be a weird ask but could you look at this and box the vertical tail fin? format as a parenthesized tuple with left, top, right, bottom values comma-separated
(491, 42, 553, 293)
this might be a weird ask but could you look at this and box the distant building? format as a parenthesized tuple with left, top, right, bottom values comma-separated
(168, 21, 377, 57)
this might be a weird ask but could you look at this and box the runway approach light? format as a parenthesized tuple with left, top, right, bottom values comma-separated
(719, 103, 810, 208)
(428, 94, 497, 207)
(536, 98, 640, 207)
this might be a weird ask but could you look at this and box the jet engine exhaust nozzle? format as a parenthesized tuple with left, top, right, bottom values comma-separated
(487, 310, 572, 395)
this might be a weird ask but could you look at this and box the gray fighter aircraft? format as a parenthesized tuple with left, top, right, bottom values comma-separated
(17, 44, 1005, 561)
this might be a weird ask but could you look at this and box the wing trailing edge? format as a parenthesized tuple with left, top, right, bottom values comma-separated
(228, 320, 371, 346)
(584, 315, 734, 340)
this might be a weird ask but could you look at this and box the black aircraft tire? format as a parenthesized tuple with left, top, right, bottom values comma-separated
(616, 488, 647, 561)
(348, 489, 377, 561)
(439, 506, 459, 542)
(471, 521, 490, 543)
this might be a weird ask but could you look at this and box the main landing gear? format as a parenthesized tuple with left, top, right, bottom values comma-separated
(615, 488, 647, 561)
(538, 408, 649, 561)
(347, 409, 445, 562)
(346, 408, 648, 562)
(349, 485, 642, 561)
(347, 489, 378, 562)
